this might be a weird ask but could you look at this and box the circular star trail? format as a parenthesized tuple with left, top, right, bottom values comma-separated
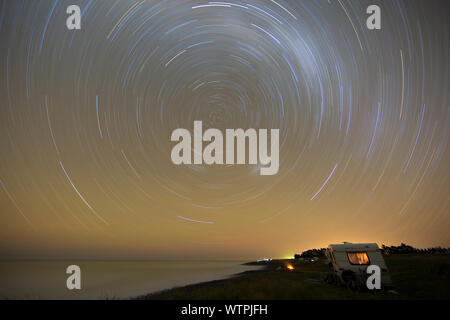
(0, 0, 448, 259)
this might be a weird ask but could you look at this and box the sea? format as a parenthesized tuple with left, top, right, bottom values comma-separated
(0, 260, 261, 299)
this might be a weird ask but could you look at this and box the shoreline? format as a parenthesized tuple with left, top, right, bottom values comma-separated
(134, 269, 266, 300)
(133, 259, 290, 300)
(133, 254, 450, 300)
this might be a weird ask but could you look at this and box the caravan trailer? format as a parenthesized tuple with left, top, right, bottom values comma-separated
(325, 242, 392, 289)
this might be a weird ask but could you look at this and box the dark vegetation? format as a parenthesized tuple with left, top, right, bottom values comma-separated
(294, 243, 449, 259)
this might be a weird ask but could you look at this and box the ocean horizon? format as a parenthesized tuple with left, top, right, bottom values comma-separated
(0, 260, 262, 299)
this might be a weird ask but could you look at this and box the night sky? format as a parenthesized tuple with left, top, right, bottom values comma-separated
(0, 0, 448, 260)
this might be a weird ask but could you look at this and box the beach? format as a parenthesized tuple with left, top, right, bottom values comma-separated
(136, 254, 450, 300)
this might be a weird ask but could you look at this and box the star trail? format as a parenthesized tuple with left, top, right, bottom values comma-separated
(0, 0, 448, 260)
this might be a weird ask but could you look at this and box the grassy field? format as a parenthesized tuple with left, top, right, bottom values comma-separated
(136, 254, 450, 300)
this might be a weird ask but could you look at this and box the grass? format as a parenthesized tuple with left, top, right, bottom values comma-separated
(135, 254, 450, 300)
(384, 254, 450, 299)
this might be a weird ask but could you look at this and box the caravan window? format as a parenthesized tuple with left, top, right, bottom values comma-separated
(347, 252, 370, 265)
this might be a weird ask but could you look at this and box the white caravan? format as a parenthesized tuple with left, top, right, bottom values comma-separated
(325, 242, 392, 289)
